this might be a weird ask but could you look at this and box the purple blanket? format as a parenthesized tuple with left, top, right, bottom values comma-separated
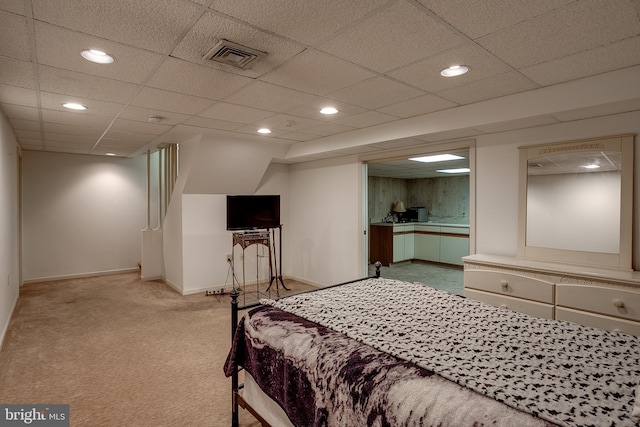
(225, 305, 556, 427)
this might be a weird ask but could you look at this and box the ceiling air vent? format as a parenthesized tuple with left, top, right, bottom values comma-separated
(202, 39, 267, 69)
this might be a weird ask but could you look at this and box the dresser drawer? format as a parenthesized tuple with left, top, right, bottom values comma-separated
(464, 270, 554, 304)
(464, 289, 554, 320)
(556, 283, 640, 322)
(556, 307, 640, 336)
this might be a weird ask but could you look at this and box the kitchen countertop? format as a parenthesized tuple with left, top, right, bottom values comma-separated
(371, 222, 469, 228)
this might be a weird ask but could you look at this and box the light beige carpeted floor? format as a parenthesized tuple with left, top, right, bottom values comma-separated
(0, 273, 314, 427)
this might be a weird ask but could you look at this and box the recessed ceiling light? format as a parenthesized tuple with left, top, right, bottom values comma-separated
(257, 128, 271, 134)
(440, 65, 470, 77)
(105, 152, 117, 156)
(581, 164, 600, 169)
(81, 49, 115, 64)
(320, 107, 339, 115)
(62, 102, 87, 110)
(409, 154, 464, 163)
(437, 168, 470, 174)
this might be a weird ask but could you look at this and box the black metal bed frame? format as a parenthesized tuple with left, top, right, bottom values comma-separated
(229, 261, 382, 427)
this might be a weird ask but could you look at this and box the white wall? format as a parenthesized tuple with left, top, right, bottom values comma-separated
(22, 151, 147, 281)
(474, 110, 640, 268)
(288, 156, 362, 286)
(0, 112, 20, 348)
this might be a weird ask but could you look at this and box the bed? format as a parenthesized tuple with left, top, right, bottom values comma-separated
(224, 265, 640, 427)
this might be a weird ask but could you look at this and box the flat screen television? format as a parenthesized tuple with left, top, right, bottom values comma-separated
(226, 195, 280, 230)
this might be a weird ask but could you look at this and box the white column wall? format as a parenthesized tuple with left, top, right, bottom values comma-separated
(288, 156, 362, 286)
(0, 113, 20, 349)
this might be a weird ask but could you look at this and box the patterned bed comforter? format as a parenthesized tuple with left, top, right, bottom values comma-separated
(225, 278, 640, 427)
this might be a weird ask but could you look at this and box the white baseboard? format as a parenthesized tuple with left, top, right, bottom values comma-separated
(22, 267, 140, 284)
(0, 292, 18, 352)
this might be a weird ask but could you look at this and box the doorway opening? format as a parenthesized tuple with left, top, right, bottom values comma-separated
(362, 144, 474, 295)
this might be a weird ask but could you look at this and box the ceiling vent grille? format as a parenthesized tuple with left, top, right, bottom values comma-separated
(202, 39, 267, 69)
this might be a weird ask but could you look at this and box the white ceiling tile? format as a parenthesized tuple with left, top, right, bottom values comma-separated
(416, 0, 574, 39)
(39, 92, 124, 117)
(131, 87, 214, 115)
(34, 23, 165, 85)
(170, 9, 304, 78)
(38, 65, 138, 104)
(436, 71, 538, 104)
(32, 0, 203, 53)
(329, 77, 425, 109)
(474, 115, 561, 134)
(119, 106, 191, 126)
(261, 50, 376, 96)
(477, 0, 640, 68)
(379, 94, 457, 118)
(43, 123, 105, 136)
(224, 81, 317, 113)
(0, 10, 30, 61)
(20, 141, 45, 150)
(183, 116, 246, 131)
(277, 131, 317, 142)
(0, 85, 38, 107)
(209, 0, 388, 45)
(335, 111, 398, 128)
(0, 57, 35, 88)
(4, 105, 39, 121)
(283, 101, 367, 121)
(552, 99, 640, 122)
(300, 122, 355, 137)
(41, 109, 112, 128)
(8, 118, 40, 131)
(16, 129, 41, 139)
(101, 130, 158, 144)
(110, 119, 171, 135)
(147, 57, 252, 100)
(44, 132, 101, 144)
(0, 0, 25, 15)
(253, 114, 320, 132)
(318, 1, 464, 73)
(521, 36, 640, 86)
(198, 102, 274, 123)
(388, 43, 513, 92)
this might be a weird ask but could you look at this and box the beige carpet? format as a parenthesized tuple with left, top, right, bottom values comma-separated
(0, 273, 314, 426)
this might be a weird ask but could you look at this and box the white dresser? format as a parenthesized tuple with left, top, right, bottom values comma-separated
(463, 254, 640, 336)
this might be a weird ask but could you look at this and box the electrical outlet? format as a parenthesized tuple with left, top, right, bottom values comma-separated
(226, 254, 232, 262)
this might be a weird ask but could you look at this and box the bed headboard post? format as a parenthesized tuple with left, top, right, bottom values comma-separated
(375, 261, 382, 278)
(230, 288, 240, 427)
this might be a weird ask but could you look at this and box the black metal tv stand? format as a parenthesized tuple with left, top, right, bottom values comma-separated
(267, 224, 289, 293)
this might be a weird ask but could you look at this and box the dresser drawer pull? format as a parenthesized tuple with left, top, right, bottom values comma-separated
(613, 299, 625, 308)
(500, 280, 509, 290)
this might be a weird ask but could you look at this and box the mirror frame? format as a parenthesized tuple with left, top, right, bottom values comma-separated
(517, 134, 634, 270)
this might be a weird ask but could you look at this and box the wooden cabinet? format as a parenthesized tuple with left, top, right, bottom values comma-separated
(369, 224, 393, 266)
(463, 254, 640, 335)
(371, 223, 469, 267)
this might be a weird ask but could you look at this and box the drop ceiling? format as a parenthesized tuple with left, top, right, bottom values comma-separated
(1, 0, 640, 161)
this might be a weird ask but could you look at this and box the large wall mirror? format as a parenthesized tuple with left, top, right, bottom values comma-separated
(517, 134, 634, 270)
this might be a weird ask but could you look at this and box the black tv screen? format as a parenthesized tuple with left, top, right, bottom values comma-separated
(226, 195, 281, 230)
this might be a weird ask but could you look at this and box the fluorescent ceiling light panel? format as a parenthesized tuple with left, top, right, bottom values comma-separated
(409, 154, 464, 163)
(437, 168, 470, 173)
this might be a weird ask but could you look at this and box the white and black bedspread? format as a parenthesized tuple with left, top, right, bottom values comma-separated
(225, 303, 556, 426)
(256, 278, 640, 427)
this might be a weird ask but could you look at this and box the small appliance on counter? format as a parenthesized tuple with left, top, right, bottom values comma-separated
(405, 207, 428, 222)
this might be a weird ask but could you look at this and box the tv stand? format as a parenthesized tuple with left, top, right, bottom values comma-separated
(232, 230, 271, 304)
(267, 225, 289, 293)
